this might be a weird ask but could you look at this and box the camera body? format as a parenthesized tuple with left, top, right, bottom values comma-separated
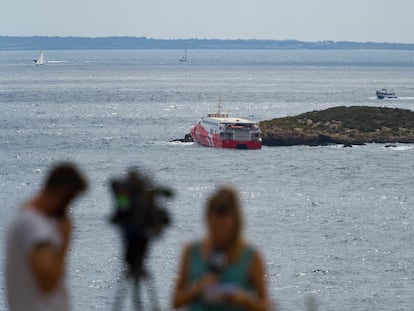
(110, 169, 173, 279)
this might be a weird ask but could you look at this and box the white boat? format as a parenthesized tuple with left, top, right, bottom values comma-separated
(376, 88, 397, 99)
(33, 51, 45, 65)
(179, 49, 188, 62)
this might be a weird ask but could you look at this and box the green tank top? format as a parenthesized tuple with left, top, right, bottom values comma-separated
(187, 242, 255, 311)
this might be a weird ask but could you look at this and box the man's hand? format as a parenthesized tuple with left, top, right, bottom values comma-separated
(29, 217, 72, 293)
(59, 216, 72, 250)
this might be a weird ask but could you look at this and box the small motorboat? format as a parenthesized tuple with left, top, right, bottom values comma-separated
(376, 88, 397, 99)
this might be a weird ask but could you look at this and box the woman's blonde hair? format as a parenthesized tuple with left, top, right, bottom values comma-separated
(206, 186, 243, 245)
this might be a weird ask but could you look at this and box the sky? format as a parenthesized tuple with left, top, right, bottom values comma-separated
(1, 0, 413, 43)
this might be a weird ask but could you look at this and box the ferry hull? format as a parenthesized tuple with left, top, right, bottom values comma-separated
(191, 125, 262, 150)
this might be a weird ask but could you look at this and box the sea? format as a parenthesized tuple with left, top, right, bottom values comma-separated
(1, 49, 414, 311)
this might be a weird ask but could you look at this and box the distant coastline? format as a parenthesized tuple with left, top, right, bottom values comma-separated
(1, 36, 414, 51)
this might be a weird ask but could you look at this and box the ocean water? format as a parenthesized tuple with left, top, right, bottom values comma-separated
(1, 49, 414, 311)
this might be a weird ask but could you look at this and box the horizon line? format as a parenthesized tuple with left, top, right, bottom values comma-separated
(1, 35, 413, 45)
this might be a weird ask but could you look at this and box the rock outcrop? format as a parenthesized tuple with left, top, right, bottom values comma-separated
(170, 133, 194, 143)
(260, 106, 414, 146)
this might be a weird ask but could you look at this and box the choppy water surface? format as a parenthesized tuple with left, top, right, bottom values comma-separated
(1, 50, 414, 311)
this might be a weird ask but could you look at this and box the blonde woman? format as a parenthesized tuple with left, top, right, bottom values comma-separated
(173, 186, 268, 311)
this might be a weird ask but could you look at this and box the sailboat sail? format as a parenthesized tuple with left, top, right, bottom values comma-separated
(179, 49, 188, 62)
(34, 51, 45, 65)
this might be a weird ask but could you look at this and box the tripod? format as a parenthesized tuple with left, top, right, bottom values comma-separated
(112, 268, 161, 311)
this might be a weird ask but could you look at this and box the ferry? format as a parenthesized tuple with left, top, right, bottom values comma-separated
(190, 105, 262, 150)
(376, 88, 397, 99)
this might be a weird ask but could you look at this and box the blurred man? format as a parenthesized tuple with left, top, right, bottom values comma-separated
(5, 162, 88, 311)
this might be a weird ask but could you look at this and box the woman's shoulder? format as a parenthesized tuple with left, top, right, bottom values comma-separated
(241, 243, 265, 265)
(181, 240, 202, 257)
(242, 242, 259, 256)
(243, 244, 267, 274)
(187, 240, 203, 249)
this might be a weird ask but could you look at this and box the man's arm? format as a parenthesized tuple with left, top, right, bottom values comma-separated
(29, 218, 71, 293)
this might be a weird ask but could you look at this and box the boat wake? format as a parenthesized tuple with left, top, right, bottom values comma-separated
(167, 141, 194, 146)
(385, 145, 413, 151)
(396, 96, 414, 100)
(46, 60, 69, 64)
(369, 96, 414, 100)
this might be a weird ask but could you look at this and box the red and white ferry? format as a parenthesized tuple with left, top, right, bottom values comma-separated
(190, 107, 262, 150)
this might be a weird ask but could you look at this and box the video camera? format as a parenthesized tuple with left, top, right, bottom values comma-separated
(109, 168, 173, 280)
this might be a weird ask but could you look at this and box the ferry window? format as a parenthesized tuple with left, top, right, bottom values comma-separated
(210, 129, 214, 134)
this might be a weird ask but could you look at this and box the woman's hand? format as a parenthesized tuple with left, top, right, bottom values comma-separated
(224, 289, 249, 307)
(173, 245, 219, 309)
(193, 273, 218, 296)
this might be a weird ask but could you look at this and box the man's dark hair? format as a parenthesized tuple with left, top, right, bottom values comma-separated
(44, 162, 88, 194)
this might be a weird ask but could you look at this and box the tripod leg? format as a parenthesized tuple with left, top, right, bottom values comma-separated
(112, 277, 128, 311)
(144, 274, 160, 311)
(133, 279, 144, 311)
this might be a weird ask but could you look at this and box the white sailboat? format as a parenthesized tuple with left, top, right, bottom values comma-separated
(33, 51, 45, 65)
(179, 49, 188, 62)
